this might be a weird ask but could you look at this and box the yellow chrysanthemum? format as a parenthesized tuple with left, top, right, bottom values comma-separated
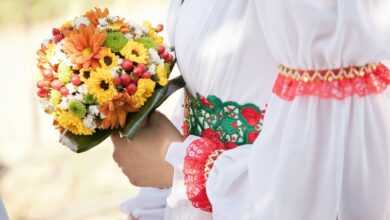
(156, 64, 169, 86)
(55, 110, 93, 135)
(129, 79, 156, 109)
(143, 21, 164, 46)
(79, 68, 92, 82)
(138, 78, 156, 97)
(120, 41, 149, 64)
(86, 68, 117, 104)
(99, 48, 118, 69)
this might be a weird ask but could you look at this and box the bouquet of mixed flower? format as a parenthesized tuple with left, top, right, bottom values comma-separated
(35, 8, 184, 153)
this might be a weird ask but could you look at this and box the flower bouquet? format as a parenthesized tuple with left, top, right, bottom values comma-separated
(36, 8, 184, 153)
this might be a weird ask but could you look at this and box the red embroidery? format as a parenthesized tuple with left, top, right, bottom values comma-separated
(184, 138, 225, 212)
(273, 63, 390, 101)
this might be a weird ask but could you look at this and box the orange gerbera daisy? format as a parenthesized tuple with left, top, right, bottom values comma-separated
(99, 92, 138, 129)
(63, 25, 106, 69)
(84, 7, 109, 26)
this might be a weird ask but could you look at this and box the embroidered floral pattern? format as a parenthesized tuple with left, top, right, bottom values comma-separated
(183, 93, 265, 146)
(183, 93, 265, 212)
(273, 63, 390, 101)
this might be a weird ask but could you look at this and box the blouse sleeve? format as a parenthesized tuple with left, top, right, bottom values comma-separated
(120, 188, 170, 220)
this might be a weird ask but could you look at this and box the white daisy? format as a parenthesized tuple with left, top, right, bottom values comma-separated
(148, 64, 157, 75)
(83, 114, 97, 130)
(59, 98, 70, 110)
(88, 105, 100, 116)
(149, 48, 163, 65)
(66, 84, 77, 95)
(77, 84, 87, 95)
(98, 18, 108, 27)
(73, 16, 90, 29)
(125, 33, 135, 40)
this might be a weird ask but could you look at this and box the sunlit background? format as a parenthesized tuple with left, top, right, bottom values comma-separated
(0, 0, 175, 219)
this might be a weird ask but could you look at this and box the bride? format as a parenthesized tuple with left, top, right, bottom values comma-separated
(112, 0, 390, 220)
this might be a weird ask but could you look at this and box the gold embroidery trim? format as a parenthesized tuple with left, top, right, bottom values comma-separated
(278, 63, 379, 82)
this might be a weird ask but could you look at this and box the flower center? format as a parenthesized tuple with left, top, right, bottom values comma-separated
(83, 71, 90, 79)
(82, 48, 92, 57)
(103, 56, 113, 66)
(100, 80, 110, 90)
(131, 49, 140, 57)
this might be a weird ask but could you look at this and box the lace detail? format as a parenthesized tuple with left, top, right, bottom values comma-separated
(184, 138, 225, 212)
(273, 63, 390, 101)
(182, 93, 265, 212)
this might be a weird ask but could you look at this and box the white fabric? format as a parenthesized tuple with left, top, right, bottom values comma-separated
(0, 200, 9, 220)
(163, 0, 277, 219)
(247, 0, 390, 219)
(123, 0, 390, 219)
(120, 188, 170, 220)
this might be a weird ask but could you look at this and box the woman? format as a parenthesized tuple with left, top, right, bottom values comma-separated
(114, 0, 390, 219)
(112, 0, 277, 219)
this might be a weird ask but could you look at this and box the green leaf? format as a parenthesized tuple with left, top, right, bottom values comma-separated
(60, 129, 111, 153)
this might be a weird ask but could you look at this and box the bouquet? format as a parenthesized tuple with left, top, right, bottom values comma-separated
(35, 8, 184, 153)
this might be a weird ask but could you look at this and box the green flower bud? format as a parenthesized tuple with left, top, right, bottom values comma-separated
(68, 100, 87, 118)
(104, 31, 128, 53)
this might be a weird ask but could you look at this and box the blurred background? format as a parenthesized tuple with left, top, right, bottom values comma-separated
(0, 0, 175, 219)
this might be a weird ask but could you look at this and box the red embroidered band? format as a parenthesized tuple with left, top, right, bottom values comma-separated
(273, 63, 390, 101)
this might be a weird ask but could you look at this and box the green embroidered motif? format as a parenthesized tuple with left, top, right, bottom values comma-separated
(185, 93, 265, 146)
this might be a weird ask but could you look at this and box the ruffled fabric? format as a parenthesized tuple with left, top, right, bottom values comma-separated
(165, 135, 213, 220)
(183, 138, 225, 212)
(273, 63, 390, 101)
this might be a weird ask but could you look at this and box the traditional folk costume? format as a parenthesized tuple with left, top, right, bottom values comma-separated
(122, 0, 390, 219)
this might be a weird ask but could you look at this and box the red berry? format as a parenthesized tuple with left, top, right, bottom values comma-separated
(51, 80, 63, 90)
(37, 80, 50, 89)
(114, 76, 122, 86)
(52, 28, 61, 36)
(42, 69, 54, 81)
(121, 60, 134, 71)
(120, 74, 132, 87)
(37, 88, 49, 98)
(134, 64, 146, 77)
(126, 84, 137, 95)
(54, 34, 64, 43)
(71, 75, 82, 86)
(60, 87, 69, 96)
(165, 53, 173, 63)
(156, 24, 164, 32)
(142, 72, 152, 79)
(161, 51, 170, 59)
(157, 46, 165, 55)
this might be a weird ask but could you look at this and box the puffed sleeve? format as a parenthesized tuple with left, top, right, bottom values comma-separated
(120, 188, 170, 220)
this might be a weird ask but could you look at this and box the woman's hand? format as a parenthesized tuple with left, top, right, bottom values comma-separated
(111, 111, 184, 188)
